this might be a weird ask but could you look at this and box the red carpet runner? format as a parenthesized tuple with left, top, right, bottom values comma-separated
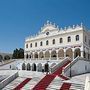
(53, 61, 71, 75)
(14, 78, 31, 90)
(60, 83, 71, 90)
(58, 74, 69, 80)
(33, 74, 55, 90)
(32, 60, 71, 90)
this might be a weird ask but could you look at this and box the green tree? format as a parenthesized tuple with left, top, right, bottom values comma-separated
(18, 48, 24, 58)
(12, 48, 24, 59)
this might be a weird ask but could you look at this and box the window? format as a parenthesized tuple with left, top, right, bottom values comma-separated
(60, 38, 63, 43)
(46, 40, 49, 45)
(67, 36, 71, 42)
(85, 36, 87, 42)
(46, 32, 49, 35)
(40, 41, 43, 46)
(52, 39, 55, 44)
(30, 43, 32, 47)
(35, 42, 37, 47)
(76, 35, 79, 41)
(26, 44, 28, 48)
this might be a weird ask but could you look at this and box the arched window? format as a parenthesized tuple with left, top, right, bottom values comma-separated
(60, 38, 63, 43)
(52, 39, 55, 44)
(67, 36, 71, 42)
(30, 43, 32, 47)
(26, 44, 28, 48)
(35, 42, 37, 47)
(46, 40, 49, 45)
(40, 41, 43, 46)
(76, 35, 79, 41)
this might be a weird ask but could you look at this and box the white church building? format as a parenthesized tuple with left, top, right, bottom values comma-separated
(24, 21, 90, 60)
(1, 21, 90, 90)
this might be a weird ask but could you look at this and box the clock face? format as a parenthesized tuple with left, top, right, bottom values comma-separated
(46, 32, 49, 35)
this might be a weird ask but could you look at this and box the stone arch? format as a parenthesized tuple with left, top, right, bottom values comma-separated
(44, 63, 49, 72)
(27, 63, 31, 71)
(26, 54, 28, 59)
(58, 49, 64, 58)
(74, 48, 81, 58)
(32, 63, 36, 71)
(45, 51, 50, 59)
(34, 52, 38, 58)
(37, 63, 42, 72)
(22, 63, 26, 70)
(39, 52, 44, 58)
(4, 55, 10, 60)
(51, 50, 57, 58)
(29, 53, 33, 59)
(0, 55, 3, 62)
(66, 48, 73, 59)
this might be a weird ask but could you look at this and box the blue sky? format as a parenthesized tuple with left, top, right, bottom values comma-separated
(0, 0, 90, 53)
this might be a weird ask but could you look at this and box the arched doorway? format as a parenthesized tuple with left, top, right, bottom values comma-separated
(37, 63, 42, 72)
(66, 48, 73, 59)
(45, 51, 50, 59)
(27, 63, 31, 71)
(51, 50, 57, 59)
(34, 52, 38, 59)
(32, 63, 36, 71)
(22, 63, 26, 70)
(39, 52, 44, 58)
(58, 49, 64, 58)
(44, 63, 49, 72)
(74, 48, 81, 58)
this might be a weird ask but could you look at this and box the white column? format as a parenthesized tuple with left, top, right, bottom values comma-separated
(49, 50, 51, 60)
(38, 52, 39, 59)
(38, 52, 39, 60)
(81, 51, 84, 58)
(43, 51, 45, 60)
(56, 50, 58, 60)
(64, 49, 66, 58)
(24, 53, 26, 60)
(72, 48, 75, 60)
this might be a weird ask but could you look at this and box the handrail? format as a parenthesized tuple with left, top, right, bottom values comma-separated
(63, 56, 79, 73)
(50, 57, 71, 73)
(0, 71, 18, 89)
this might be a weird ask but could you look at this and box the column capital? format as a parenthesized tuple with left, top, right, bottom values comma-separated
(64, 49, 66, 52)
(43, 51, 46, 54)
(49, 50, 52, 53)
(72, 48, 75, 52)
(56, 50, 58, 53)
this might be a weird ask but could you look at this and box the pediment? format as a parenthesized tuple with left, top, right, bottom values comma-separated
(41, 20, 59, 33)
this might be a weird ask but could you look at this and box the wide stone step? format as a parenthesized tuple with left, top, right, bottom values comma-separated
(2, 77, 28, 90)
(70, 83, 84, 90)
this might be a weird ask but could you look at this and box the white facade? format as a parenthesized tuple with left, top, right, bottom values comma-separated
(24, 21, 90, 60)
